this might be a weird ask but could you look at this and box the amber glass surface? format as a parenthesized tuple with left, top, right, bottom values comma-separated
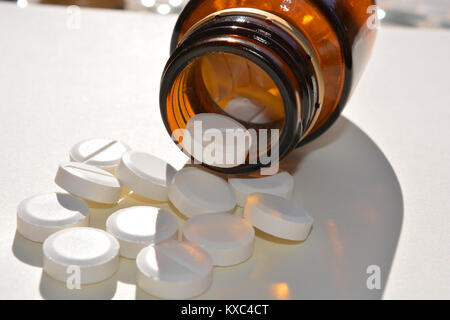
(164, 32, 304, 137)
(186, 52, 285, 127)
(170, 0, 377, 138)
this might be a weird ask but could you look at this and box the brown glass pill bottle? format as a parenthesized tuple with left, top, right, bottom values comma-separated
(160, 0, 377, 174)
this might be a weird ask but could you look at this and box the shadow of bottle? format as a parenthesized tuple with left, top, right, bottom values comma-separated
(11, 116, 403, 300)
(196, 116, 404, 299)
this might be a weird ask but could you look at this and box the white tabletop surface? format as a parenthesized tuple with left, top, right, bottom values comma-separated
(0, 3, 449, 300)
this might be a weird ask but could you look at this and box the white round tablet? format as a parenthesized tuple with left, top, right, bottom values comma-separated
(17, 193, 89, 243)
(136, 240, 213, 299)
(168, 166, 237, 218)
(243, 193, 313, 241)
(182, 213, 255, 266)
(116, 151, 177, 202)
(182, 113, 252, 168)
(43, 227, 120, 284)
(69, 138, 131, 173)
(55, 161, 122, 204)
(106, 206, 179, 259)
(229, 172, 294, 206)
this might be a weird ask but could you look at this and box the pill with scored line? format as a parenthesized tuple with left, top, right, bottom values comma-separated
(182, 113, 252, 169)
(55, 161, 122, 204)
(136, 240, 213, 299)
(69, 138, 130, 173)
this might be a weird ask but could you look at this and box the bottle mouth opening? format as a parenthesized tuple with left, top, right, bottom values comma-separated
(196, 52, 286, 128)
(160, 12, 319, 174)
(160, 40, 299, 174)
(165, 51, 286, 132)
(161, 35, 304, 174)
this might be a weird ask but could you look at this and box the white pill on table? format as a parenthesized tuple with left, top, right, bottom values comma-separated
(55, 161, 122, 204)
(43, 227, 120, 284)
(229, 172, 294, 206)
(106, 206, 179, 259)
(182, 213, 255, 266)
(136, 240, 213, 299)
(168, 166, 237, 218)
(243, 193, 313, 241)
(69, 138, 130, 173)
(116, 151, 177, 202)
(16, 193, 89, 243)
(183, 113, 252, 168)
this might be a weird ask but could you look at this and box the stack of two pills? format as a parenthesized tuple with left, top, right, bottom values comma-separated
(17, 136, 313, 299)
